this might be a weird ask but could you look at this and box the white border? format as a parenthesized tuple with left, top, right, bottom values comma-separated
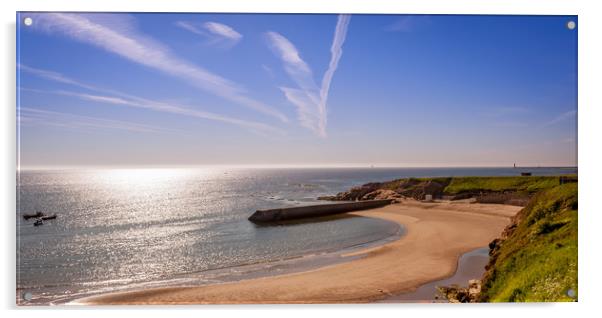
(2, 1, 601, 318)
(7, 0, 582, 14)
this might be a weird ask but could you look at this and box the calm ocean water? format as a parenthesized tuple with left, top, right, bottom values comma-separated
(16, 167, 576, 304)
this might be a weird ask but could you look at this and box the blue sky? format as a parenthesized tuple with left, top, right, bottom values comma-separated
(17, 13, 577, 168)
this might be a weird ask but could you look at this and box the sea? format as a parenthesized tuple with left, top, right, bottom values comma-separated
(16, 166, 576, 305)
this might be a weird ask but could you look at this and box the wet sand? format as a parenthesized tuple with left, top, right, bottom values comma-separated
(78, 200, 521, 304)
(378, 247, 490, 302)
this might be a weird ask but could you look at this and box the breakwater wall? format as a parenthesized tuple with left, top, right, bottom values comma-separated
(248, 199, 394, 223)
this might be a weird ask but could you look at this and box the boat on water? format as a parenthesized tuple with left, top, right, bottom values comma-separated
(23, 211, 44, 220)
(22, 211, 57, 226)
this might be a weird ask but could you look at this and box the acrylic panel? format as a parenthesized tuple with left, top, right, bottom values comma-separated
(16, 12, 578, 305)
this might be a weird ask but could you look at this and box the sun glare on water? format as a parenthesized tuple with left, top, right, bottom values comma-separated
(100, 168, 187, 182)
(83, 168, 225, 199)
(92, 168, 217, 187)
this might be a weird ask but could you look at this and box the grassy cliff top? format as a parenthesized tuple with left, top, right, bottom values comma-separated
(326, 175, 576, 203)
(379, 175, 573, 195)
(443, 176, 567, 194)
(480, 183, 578, 302)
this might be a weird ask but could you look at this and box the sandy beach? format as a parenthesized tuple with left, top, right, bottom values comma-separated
(78, 200, 521, 305)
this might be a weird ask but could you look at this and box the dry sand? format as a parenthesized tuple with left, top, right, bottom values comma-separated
(78, 200, 521, 305)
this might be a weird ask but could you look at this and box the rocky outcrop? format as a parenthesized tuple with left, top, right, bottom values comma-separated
(318, 182, 384, 201)
(485, 195, 532, 264)
(395, 179, 449, 200)
(437, 280, 482, 303)
(319, 178, 451, 202)
(361, 189, 401, 201)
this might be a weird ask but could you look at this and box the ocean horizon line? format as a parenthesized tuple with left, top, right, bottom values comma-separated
(16, 164, 578, 172)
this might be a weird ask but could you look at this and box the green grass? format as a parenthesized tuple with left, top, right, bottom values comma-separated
(443, 176, 562, 195)
(379, 177, 451, 191)
(480, 183, 578, 302)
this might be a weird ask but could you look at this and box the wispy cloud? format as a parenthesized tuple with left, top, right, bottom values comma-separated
(266, 14, 351, 137)
(204, 22, 243, 41)
(319, 14, 351, 135)
(19, 65, 284, 135)
(29, 13, 287, 122)
(18, 64, 98, 91)
(265, 31, 321, 133)
(543, 110, 577, 127)
(175, 21, 243, 47)
(385, 16, 431, 32)
(20, 107, 183, 135)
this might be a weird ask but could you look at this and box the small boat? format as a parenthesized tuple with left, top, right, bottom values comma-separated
(23, 211, 44, 220)
(33, 219, 44, 226)
(23, 211, 58, 221)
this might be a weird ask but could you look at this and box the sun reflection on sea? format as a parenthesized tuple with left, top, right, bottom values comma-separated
(91, 168, 215, 188)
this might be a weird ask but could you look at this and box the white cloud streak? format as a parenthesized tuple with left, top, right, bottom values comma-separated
(265, 31, 320, 132)
(319, 15, 351, 136)
(18, 64, 98, 91)
(204, 22, 243, 41)
(266, 15, 351, 137)
(175, 21, 206, 36)
(176, 21, 243, 47)
(266, 32, 313, 76)
(19, 65, 283, 135)
(20, 107, 183, 135)
(29, 13, 286, 122)
(543, 110, 577, 127)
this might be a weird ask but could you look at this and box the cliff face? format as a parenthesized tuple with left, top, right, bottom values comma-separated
(479, 183, 578, 302)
